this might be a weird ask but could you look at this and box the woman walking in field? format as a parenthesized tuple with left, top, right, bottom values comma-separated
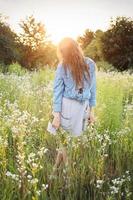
(51, 37, 96, 171)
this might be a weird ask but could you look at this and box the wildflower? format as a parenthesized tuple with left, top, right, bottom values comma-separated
(42, 184, 48, 190)
(27, 175, 32, 179)
(6, 171, 12, 177)
(44, 148, 48, 154)
(36, 190, 41, 196)
(30, 178, 38, 184)
(110, 186, 119, 194)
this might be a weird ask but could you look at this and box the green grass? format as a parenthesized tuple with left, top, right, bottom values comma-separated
(0, 65, 133, 200)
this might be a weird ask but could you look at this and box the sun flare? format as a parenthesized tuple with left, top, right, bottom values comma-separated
(44, 12, 108, 44)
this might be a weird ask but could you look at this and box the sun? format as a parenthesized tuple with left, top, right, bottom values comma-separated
(48, 30, 77, 45)
(41, 5, 109, 45)
(45, 21, 79, 44)
(44, 12, 84, 44)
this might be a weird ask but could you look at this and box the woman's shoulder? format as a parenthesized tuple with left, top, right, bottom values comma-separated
(56, 62, 68, 77)
(56, 62, 63, 69)
(84, 56, 95, 65)
(56, 62, 67, 70)
(56, 62, 64, 73)
(84, 56, 96, 72)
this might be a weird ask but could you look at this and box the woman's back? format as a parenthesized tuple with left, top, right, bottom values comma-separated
(53, 56, 96, 112)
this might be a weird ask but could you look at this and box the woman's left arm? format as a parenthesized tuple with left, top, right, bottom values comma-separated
(52, 63, 64, 128)
(89, 63, 96, 108)
(88, 63, 97, 123)
(53, 63, 64, 112)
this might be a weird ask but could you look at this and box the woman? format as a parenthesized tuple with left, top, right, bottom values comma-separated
(51, 37, 96, 170)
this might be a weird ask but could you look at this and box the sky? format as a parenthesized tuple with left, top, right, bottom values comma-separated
(0, 0, 133, 43)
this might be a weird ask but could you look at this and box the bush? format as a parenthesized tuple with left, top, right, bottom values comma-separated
(0, 62, 8, 73)
(96, 61, 116, 72)
(8, 62, 27, 75)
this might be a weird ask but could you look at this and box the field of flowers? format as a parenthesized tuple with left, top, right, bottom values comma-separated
(0, 64, 133, 200)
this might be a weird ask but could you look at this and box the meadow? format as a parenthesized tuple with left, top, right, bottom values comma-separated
(0, 63, 133, 200)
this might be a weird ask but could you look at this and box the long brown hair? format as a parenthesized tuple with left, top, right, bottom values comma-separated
(57, 37, 90, 89)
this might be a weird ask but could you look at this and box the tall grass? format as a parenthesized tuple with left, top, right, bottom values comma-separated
(0, 64, 132, 200)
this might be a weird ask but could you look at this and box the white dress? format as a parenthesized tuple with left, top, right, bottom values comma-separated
(60, 96, 90, 137)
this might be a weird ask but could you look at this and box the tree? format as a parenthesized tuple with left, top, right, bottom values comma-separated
(0, 14, 20, 67)
(19, 15, 47, 50)
(77, 29, 94, 49)
(19, 15, 56, 69)
(101, 17, 133, 71)
(84, 30, 104, 61)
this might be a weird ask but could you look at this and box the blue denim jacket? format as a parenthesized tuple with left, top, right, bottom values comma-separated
(52, 57, 96, 112)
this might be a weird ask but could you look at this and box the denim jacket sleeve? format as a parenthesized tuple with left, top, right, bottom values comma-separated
(52, 63, 65, 112)
(89, 62, 97, 107)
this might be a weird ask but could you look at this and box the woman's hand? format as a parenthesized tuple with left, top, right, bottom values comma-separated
(86, 106, 96, 124)
(88, 112, 95, 124)
(52, 111, 61, 129)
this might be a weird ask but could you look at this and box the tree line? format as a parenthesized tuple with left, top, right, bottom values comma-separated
(0, 14, 133, 71)
(0, 15, 57, 71)
(78, 17, 133, 71)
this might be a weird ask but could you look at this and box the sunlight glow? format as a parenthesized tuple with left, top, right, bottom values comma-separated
(0, 0, 132, 44)
(44, 13, 108, 44)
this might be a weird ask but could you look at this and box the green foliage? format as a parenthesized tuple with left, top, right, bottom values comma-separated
(96, 61, 116, 72)
(0, 62, 8, 73)
(96, 72, 125, 131)
(77, 29, 94, 49)
(19, 15, 57, 69)
(84, 30, 104, 61)
(0, 14, 57, 71)
(19, 15, 46, 49)
(78, 17, 133, 72)
(0, 15, 20, 66)
(1, 14, 133, 73)
(8, 63, 27, 75)
(101, 17, 133, 71)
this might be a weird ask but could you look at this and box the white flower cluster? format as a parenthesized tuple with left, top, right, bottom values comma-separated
(3, 100, 39, 137)
(110, 171, 131, 195)
(29, 178, 38, 185)
(6, 171, 19, 181)
(96, 179, 104, 189)
(37, 147, 49, 158)
(0, 136, 7, 147)
(96, 170, 131, 197)
(35, 184, 49, 196)
(26, 152, 42, 171)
